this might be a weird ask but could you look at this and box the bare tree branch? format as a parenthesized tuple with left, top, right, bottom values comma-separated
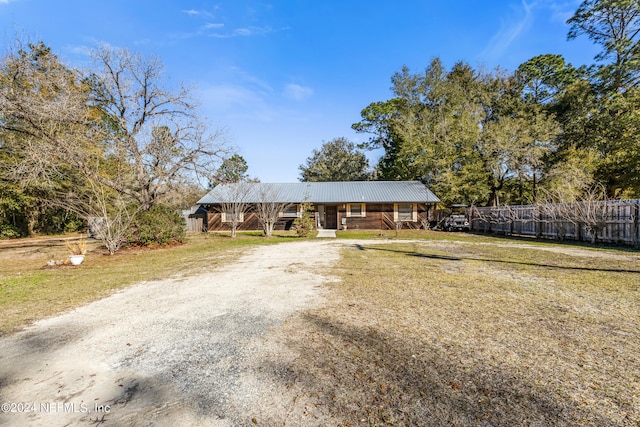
(215, 183, 252, 238)
(254, 184, 292, 237)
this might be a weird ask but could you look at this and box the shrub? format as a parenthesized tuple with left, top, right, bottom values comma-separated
(123, 205, 186, 248)
(0, 224, 22, 239)
(293, 202, 315, 237)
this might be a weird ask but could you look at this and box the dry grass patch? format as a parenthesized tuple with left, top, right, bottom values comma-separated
(271, 240, 639, 426)
(0, 233, 296, 334)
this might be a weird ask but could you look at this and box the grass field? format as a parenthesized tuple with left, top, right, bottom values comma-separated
(0, 232, 297, 335)
(273, 236, 640, 426)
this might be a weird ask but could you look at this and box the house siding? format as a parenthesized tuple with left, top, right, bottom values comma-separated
(204, 203, 431, 232)
(342, 203, 429, 230)
(206, 210, 296, 232)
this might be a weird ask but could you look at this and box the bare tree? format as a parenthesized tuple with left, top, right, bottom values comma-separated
(254, 184, 292, 237)
(216, 183, 252, 238)
(46, 176, 139, 254)
(571, 184, 611, 243)
(538, 189, 573, 240)
(539, 184, 610, 243)
(0, 42, 230, 213)
(88, 46, 230, 209)
(84, 181, 139, 255)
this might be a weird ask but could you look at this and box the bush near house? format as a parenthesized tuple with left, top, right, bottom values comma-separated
(123, 205, 186, 248)
(293, 202, 315, 237)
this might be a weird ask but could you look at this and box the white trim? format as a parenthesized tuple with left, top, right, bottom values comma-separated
(394, 203, 416, 222)
(222, 212, 244, 223)
(279, 204, 300, 218)
(346, 203, 366, 218)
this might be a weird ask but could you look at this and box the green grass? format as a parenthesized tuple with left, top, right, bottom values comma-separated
(0, 232, 297, 334)
(274, 238, 640, 426)
(338, 228, 640, 251)
(336, 228, 554, 244)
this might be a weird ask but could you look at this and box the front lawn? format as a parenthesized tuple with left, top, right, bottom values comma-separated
(275, 237, 640, 426)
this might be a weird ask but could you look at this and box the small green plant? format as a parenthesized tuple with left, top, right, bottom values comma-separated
(293, 202, 315, 237)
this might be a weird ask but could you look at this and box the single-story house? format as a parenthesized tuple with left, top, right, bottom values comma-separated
(197, 181, 440, 231)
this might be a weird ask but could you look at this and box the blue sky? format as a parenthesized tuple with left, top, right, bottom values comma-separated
(1, 0, 599, 182)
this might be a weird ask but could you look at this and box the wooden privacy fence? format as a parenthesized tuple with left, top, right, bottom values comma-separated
(470, 199, 640, 247)
(182, 215, 206, 232)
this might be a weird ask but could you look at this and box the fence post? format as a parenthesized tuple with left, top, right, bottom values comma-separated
(633, 199, 640, 248)
(510, 207, 514, 235)
(536, 205, 542, 239)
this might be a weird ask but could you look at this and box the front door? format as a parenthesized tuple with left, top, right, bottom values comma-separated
(325, 206, 337, 229)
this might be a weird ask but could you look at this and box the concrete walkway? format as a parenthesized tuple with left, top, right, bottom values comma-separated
(316, 229, 337, 238)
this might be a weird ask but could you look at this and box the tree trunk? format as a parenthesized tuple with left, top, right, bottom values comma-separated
(27, 209, 39, 237)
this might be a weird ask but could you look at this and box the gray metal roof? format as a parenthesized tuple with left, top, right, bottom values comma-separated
(197, 181, 440, 204)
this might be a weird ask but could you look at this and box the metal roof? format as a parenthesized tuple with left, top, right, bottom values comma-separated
(197, 181, 440, 204)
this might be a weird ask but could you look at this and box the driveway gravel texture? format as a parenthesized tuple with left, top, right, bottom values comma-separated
(0, 240, 348, 426)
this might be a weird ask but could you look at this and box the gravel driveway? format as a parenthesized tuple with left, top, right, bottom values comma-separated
(0, 240, 344, 426)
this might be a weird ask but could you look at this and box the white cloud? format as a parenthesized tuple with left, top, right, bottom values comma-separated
(234, 28, 253, 36)
(209, 26, 276, 39)
(481, 0, 535, 61)
(181, 7, 218, 18)
(203, 23, 224, 30)
(202, 84, 264, 108)
(544, 0, 582, 23)
(283, 83, 313, 101)
(65, 44, 92, 58)
(200, 83, 277, 122)
(229, 66, 273, 93)
(199, 79, 315, 125)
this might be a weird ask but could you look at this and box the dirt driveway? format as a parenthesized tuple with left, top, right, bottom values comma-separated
(0, 240, 346, 426)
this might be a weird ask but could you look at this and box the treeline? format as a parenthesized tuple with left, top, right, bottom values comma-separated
(352, 0, 640, 206)
(0, 41, 229, 247)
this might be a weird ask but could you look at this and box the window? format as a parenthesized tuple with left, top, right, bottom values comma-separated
(346, 203, 366, 218)
(222, 212, 244, 223)
(394, 203, 416, 222)
(281, 204, 299, 218)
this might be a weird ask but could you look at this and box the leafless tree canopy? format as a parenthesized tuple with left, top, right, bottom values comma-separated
(473, 184, 613, 243)
(254, 184, 292, 237)
(561, 184, 610, 243)
(89, 46, 230, 209)
(216, 183, 252, 238)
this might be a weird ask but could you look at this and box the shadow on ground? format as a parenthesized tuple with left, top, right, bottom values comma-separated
(353, 243, 640, 274)
(259, 312, 620, 426)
